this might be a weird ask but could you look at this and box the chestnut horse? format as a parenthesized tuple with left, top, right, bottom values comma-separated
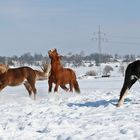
(48, 48, 80, 93)
(0, 64, 50, 99)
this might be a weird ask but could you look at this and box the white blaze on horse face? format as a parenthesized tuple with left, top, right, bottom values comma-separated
(51, 48, 56, 52)
(117, 88, 129, 107)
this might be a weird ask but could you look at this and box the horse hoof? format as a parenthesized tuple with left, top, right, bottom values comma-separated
(116, 103, 122, 107)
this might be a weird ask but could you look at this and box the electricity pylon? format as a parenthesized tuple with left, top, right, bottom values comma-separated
(92, 25, 107, 75)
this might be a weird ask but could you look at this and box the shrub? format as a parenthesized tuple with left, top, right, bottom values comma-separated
(85, 70, 97, 76)
(103, 65, 113, 76)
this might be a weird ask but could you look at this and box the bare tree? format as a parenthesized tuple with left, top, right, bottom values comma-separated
(119, 65, 125, 77)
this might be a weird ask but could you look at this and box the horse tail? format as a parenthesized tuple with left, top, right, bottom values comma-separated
(40, 63, 51, 77)
(73, 79, 80, 93)
(35, 63, 51, 80)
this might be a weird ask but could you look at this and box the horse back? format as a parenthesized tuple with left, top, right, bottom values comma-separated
(64, 68, 76, 78)
(8, 67, 35, 77)
(132, 60, 140, 76)
(55, 68, 76, 84)
(2, 67, 36, 85)
(124, 60, 140, 82)
(127, 60, 140, 77)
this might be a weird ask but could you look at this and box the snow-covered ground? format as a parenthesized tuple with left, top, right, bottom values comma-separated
(0, 65, 140, 140)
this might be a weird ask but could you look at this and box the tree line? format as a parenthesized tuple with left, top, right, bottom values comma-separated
(0, 52, 139, 67)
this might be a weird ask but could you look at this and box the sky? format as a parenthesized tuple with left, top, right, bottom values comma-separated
(0, 0, 140, 56)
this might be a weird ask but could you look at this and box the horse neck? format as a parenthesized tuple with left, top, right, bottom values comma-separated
(51, 59, 63, 72)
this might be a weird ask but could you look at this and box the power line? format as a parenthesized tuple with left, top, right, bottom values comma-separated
(107, 34, 140, 45)
(108, 41, 140, 45)
(108, 35, 140, 40)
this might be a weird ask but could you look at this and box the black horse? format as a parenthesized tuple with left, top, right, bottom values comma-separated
(117, 60, 140, 107)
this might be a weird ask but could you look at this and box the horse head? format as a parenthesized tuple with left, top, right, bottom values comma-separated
(48, 48, 57, 58)
(48, 48, 61, 61)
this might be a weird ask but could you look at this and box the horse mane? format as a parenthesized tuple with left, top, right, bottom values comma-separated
(0, 64, 9, 74)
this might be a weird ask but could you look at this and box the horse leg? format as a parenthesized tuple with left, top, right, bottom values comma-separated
(48, 79, 53, 92)
(0, 82, 7, 92)
(117, 66, 131, 107)
(24, 82, 32, 97)
(54, 82, 59, 92)
(31, 84, 37, 100)
(117, 78, 137, 107)
(69, 81, 73, 92)
(117, 84, 129, 107)
(27, 78, 37, 100)
(60, 85, 69, 92)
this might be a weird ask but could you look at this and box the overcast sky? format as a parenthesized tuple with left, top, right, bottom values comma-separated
(0, 0, 140, 56)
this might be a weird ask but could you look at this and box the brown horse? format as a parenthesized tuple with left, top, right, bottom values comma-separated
(0, 64, 50, 99)
(48, 48, 80, 93)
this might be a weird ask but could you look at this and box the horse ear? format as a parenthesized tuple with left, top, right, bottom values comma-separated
(54, 48, 57, 52)
(50, 48, 57, 52)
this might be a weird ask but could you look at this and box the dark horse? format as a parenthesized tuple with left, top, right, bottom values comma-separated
(48, 48, 80, 93)
(117, 60, 140, 107)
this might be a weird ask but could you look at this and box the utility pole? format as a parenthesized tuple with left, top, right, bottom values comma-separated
(98, 25, 102, 65)
(92, 25, 107, 75)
